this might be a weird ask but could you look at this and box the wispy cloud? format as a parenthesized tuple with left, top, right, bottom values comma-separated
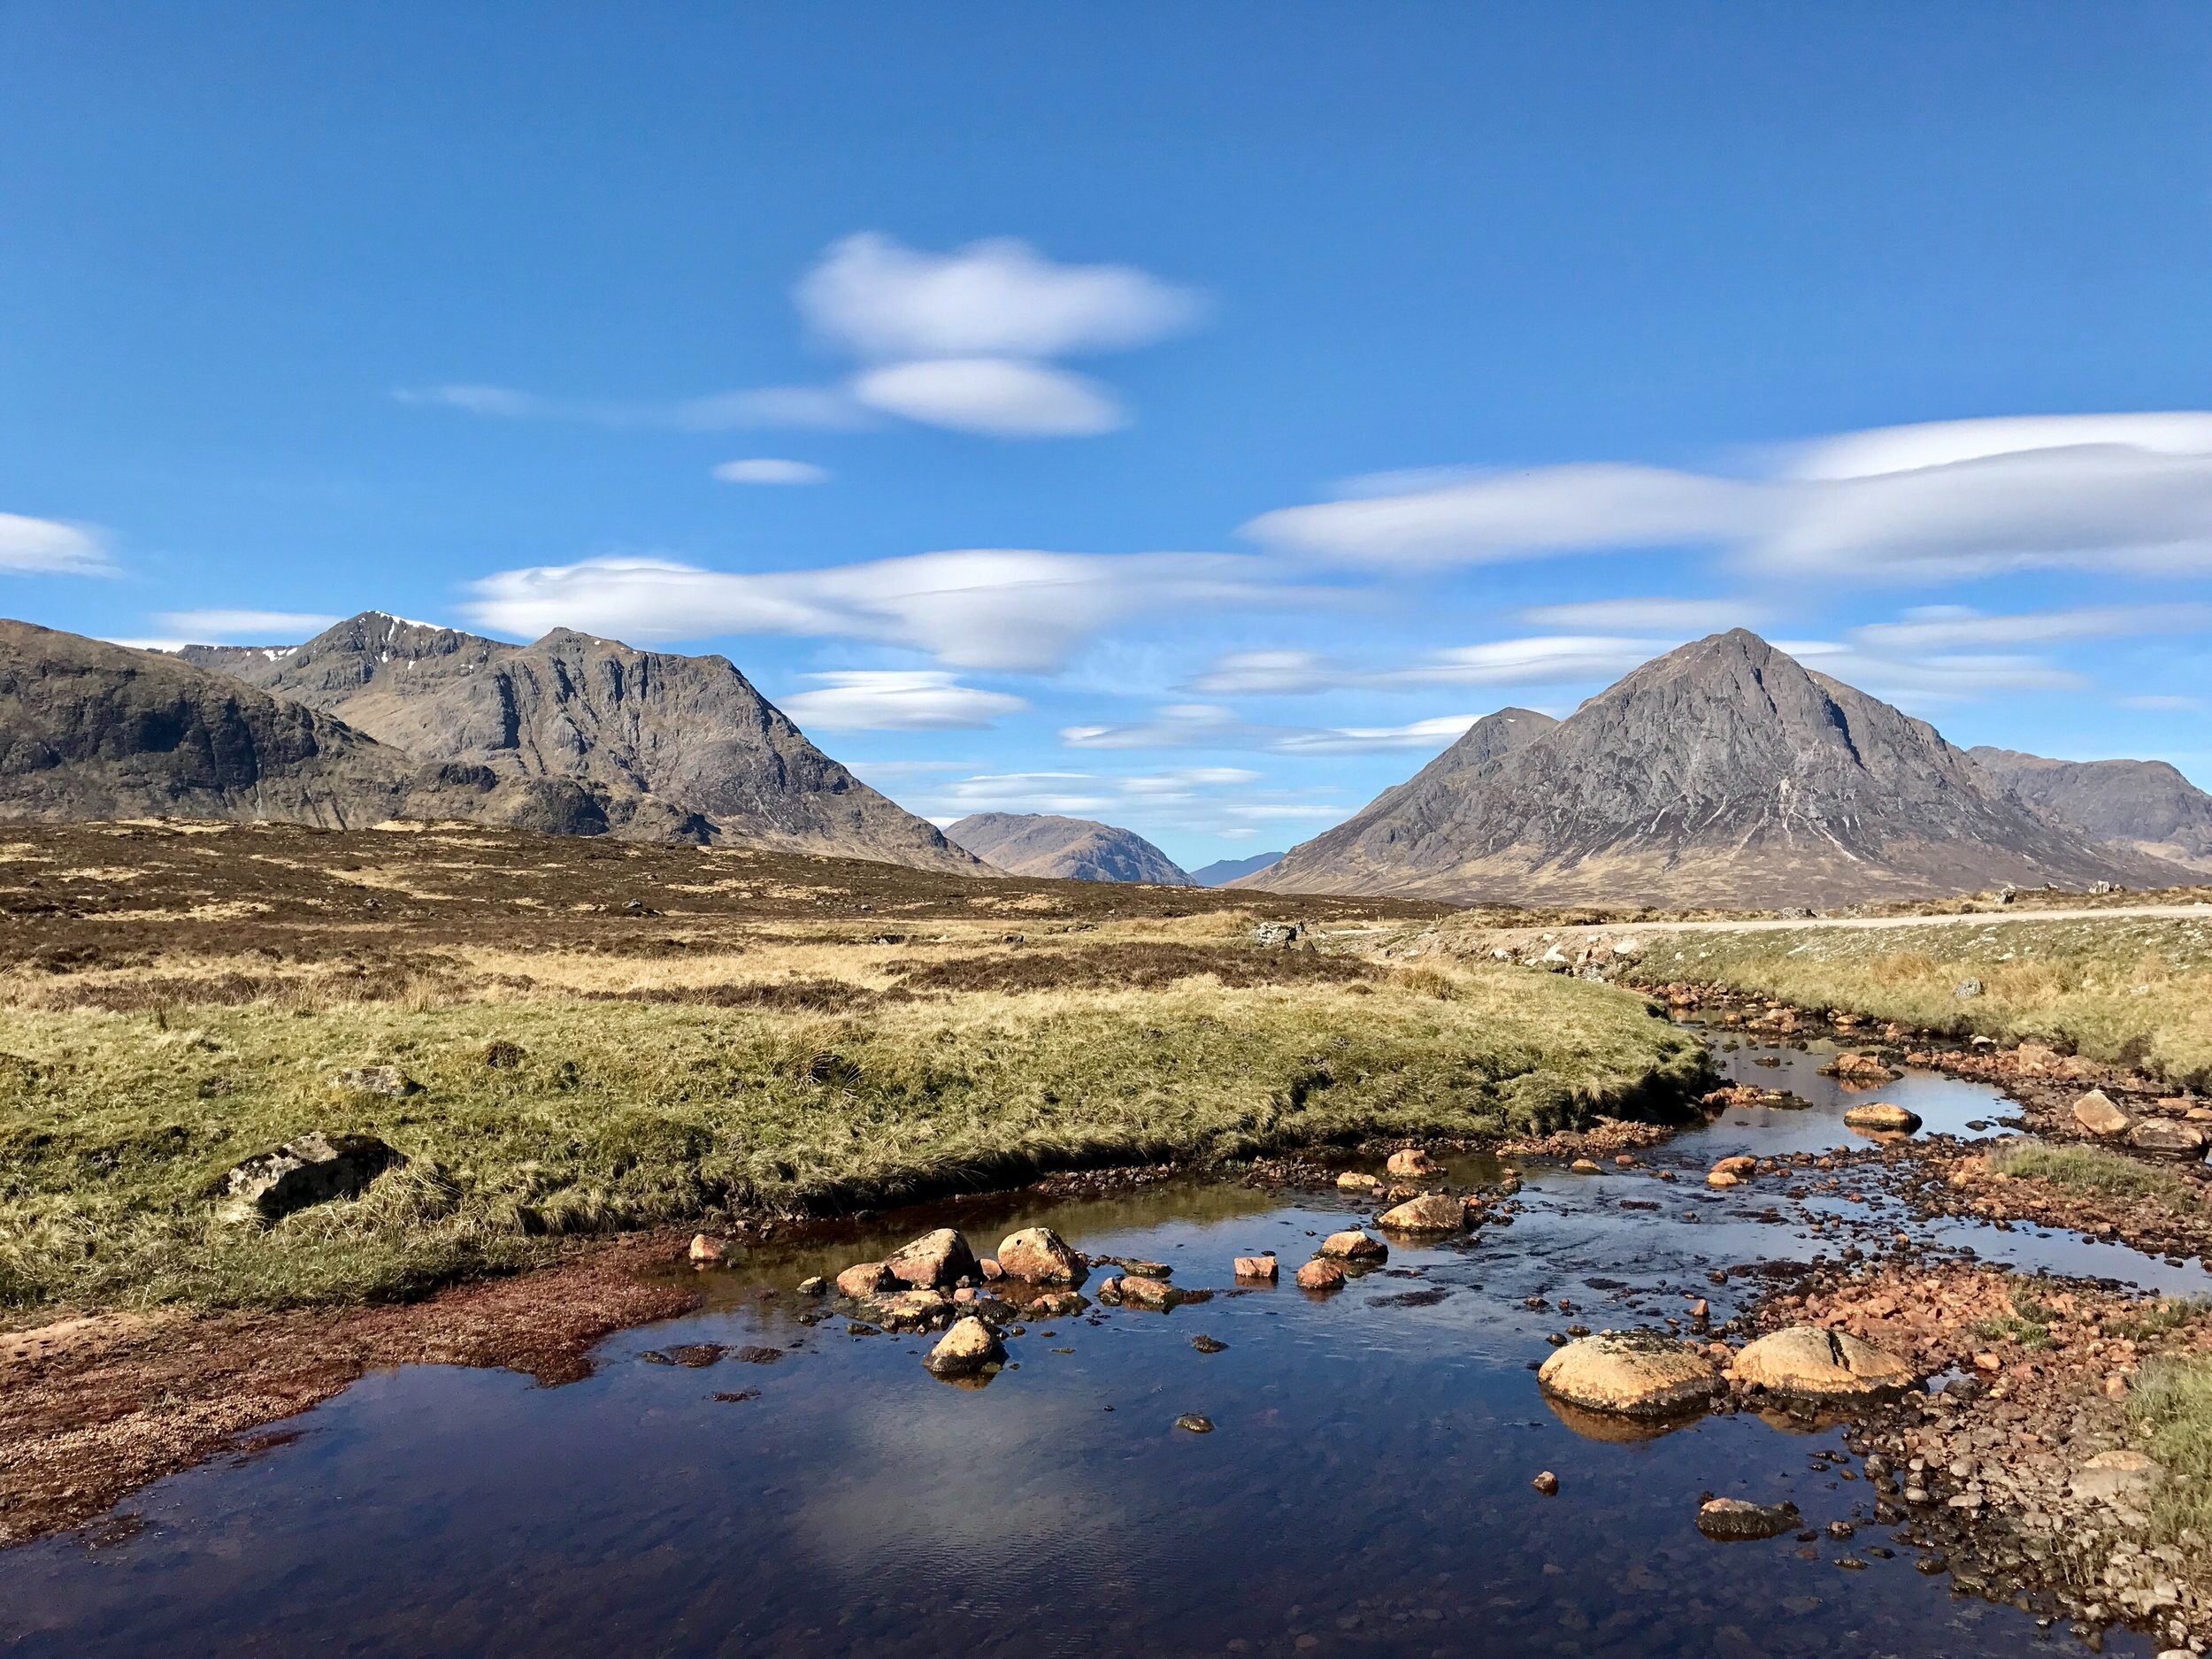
(849, 357, 1124, 436)
(154, 609, 338, 641)
(916, 765, 1333, 836)
(777, 670, 1026, 731)
(1245, 412, 2212, 581)
(394, 383, 869, 431)
(1778, 640, 2085, 703)
(1517, 595, 1773, 633)
(465, 549, 1312, 673)
(712, 457, 831, 485)
(2120, 693, 2208, 711)
(1060, 703, 1482, 756)
(0, 511, 111, 576)
(1185, 635, 1667, 698)
(1849, 603, 2212, 654)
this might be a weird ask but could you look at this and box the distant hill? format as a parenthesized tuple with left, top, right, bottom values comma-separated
(0, 618, 696, 836)
(1244, 631, 2187, 907)
(947, 812, 1191, 885)
(1188, 850, 1284, 887)
(1970, 747, 2212, 874)
(180, 612, 980, 873)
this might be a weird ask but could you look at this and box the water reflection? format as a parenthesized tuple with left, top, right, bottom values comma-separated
(0, 1037, 2177, 1659)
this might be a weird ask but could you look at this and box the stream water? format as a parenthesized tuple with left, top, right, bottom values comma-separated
(4, 1036, 2200, 1657)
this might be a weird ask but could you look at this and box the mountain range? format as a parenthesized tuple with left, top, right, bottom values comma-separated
(945, 812, 1191, 884)
(4, 613, 2205, 906)
(1242, 630, 2197, 906)
(1187, 850, 1284, 887)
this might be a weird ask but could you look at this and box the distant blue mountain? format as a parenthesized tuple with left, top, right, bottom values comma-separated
(1187, 850, 1285, 887)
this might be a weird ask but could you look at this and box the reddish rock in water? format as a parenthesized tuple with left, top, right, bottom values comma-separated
(1696, 1498, 1798, 1540)
(1378, 1194, 1466, 1233)
(1233, 1255, 1279, 1281)
(687, 1233, 725, 1265)
(924, 1316, 1004, 1379)
(884, 1228, 979, 1290)
(1295, 1258, 1346, 1292)
(834, 1261, 895, 1299)
(995, 1226, 1085, 1284)
(1318, 1230, 1387, 1263)
(1386, 1148, 1439, 1179)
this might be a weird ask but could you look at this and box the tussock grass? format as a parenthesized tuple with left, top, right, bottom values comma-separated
(2130, 1356, 2212, 1554)
(1619, 914, 2212, 1087)
(0, 964, 1704, 1317)
(1985, 1140, 2201, 1213)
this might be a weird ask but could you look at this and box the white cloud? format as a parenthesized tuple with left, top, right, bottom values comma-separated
(776, 671, 1026, 732)
(850, 357, 1124, 437)
(795, 233, 1202, 360)
(155, 609, 339, 641)
(1243, 465, 1759, 568)
(1849, 603, 2212, 654)
(1383, 635, 1665, 687)
(1267, 716, 1482, 756)
(464, 549, 1305, 673)
(1062, 704, 1486, 757)
(0, 511, 111, 575)
(1186, 649, 1345, 695)
(712, 458, 831, 485)
(1248, 412, 2212, 581)
(1779, 640, 2086, 703)
(2121, 694, 2208, 711)
(919, 766, 1328, 834)
(395, 383, 868, 431)
(1518, 595, 1771, 633)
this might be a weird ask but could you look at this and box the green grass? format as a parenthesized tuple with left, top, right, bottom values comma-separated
(1618, 913, 2212, 1087)
(2130, 1355, 2212, 1553)
(0, 966, 1706, 1318)
(1985, 1139, 2202, 1213)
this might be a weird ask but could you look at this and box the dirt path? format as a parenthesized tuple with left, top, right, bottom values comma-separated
(1526, 901, 2212, 938)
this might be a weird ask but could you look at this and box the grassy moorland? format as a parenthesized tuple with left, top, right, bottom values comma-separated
(0, 823, 1705, 1318)
(1603, 910, 2212, 1087)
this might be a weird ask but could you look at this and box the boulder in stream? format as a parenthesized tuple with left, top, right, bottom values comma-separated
(1729, 1326, 1915, 1402)
(1842, 1102, 1922, 1134)
(1386, 1148, 1438, 1179)
(995, 1226, 1085, 1284)
(1696, 1498, 1800, 1540)
(884, 1228, 979, 1289)
(1378, 1194, 1466, 1233)
(1538, 1331, 1719, 1417)
(1294, 1258, 1346, 1292)
(1317, 1229, 1387, 1263)
(924, 1316, 1005, 1379)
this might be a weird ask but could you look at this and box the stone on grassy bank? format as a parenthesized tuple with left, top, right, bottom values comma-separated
(1538, 1331, 1718, 1417)
(2074, 1088, 2132, 1137)
(219, 1133, 403, 1223)
(2130, 1118, 2209, 1157)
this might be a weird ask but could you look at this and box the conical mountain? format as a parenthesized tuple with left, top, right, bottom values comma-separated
(947, 812, 1191, 884)
(1246, 631, 2188, 906)
(183, 613, 981, 872)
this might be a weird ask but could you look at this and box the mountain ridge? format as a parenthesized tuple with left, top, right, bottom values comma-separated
(180, 612, 981, 873)
(1970, 746, 2212, 875)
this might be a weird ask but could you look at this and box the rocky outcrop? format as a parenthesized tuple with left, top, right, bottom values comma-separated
(181, 613, 979, 872)
(945, 811, 1190, 885)
(1245, 633, 2188, 907)
(218, 1133, 403, 1223)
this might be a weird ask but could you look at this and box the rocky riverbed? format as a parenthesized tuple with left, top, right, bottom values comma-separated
(6, 1008, 2212, 1658)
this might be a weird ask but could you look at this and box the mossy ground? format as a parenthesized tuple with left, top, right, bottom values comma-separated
(1614, 912, 2212, 1087)
(0, 824, 1705, 1318)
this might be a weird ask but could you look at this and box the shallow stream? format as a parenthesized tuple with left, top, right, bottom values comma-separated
(4, 1036, 2202, 1657)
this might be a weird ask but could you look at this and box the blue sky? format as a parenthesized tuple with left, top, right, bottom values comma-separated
(4, 4, 2210, 867)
